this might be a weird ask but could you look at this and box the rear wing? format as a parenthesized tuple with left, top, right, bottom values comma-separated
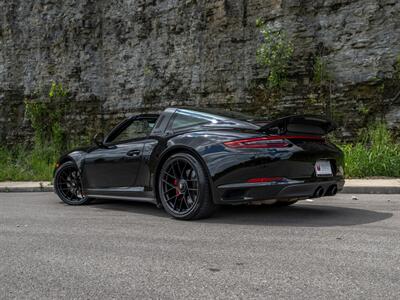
(260, 115, 337, 136)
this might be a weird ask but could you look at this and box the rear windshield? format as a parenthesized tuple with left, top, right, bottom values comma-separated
(171, 108, 261, 131)
(171, 111, 209, 130)
(183, 108, 262, 122)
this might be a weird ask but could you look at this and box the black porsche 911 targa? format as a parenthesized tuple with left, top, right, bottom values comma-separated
(54, 107, 344, 220)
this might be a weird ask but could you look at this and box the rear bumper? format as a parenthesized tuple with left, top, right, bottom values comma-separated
(215, 178, 345, 204)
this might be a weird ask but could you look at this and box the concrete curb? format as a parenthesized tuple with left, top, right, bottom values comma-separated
(0, 182, 53, 193)
(341, 179, 400, 194)
(0, 186, 54, 193)
(341, 186, 400, 194)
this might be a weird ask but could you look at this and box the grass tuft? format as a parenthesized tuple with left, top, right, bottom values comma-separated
(0, 145, 58, 181)
(340, 123, 400, 178)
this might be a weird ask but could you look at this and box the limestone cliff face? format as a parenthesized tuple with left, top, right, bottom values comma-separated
(1, 0, 399, 143)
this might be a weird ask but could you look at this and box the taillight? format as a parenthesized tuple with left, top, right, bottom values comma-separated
(224, 135, 324, 149)
(223, 136, 291, 149)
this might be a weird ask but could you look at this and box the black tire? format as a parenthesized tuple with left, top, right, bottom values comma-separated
(54, 161, 91, 205)
(158, 153, 216, 220)
(273, 200, 298, 207)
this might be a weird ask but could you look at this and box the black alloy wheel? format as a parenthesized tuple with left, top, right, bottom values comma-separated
(54, 161, 90, 205)
(159, 153, 215, 220)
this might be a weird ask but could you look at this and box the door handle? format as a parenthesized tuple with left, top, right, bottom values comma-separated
(126, 150, 141, 157)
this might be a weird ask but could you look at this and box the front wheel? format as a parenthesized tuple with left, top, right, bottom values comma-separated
(158, 153, 216, 220)
(54, 161, 90, 205)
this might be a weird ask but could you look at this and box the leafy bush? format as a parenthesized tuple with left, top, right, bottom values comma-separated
(256, 19, 294, 89)
(341, 123, 400, 178)
(25, 82, 70, 152)
(0, 82, 74, 182)
(313, 56, 332, 86)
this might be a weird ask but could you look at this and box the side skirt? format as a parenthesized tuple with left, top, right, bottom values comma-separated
(85, 187, 157, 204)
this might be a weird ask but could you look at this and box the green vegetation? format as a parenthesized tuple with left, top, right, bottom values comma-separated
(0, 146, 58, 181)
(308, 54, 334, 117)
(312, 56, 332, 86)
(1, 121, 399, 181)
(340, 123, 400, 178)
(0, 82, 78, 182)
(25, 82, 70, 151)
(256, 19, 294, 89)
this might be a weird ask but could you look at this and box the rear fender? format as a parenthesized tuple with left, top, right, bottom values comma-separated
(155, 143, 220, 205)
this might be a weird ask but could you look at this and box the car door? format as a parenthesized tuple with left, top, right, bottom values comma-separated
(82, 117, 155, 192)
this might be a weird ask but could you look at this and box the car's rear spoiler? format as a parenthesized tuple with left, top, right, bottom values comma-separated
(259, 115, 337, 136)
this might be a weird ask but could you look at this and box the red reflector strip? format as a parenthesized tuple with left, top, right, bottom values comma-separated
(247, 177, 284, 183)
(225, 142, 290, 149)
(224, 135, 323, 148)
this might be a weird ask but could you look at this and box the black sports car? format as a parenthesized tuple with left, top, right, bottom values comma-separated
(54, 107, 344, 220)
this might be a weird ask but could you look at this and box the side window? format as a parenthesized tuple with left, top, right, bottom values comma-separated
(171, 112, 209, 130)
(108, 119, 155, 143)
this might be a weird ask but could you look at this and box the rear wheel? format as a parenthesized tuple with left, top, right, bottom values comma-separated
(158, 153, 215, 220)
(54, 161, 90, 205)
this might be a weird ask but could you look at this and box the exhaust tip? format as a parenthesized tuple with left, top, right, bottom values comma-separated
(326, 184, 338, 196)
(313, 186, 324, 198)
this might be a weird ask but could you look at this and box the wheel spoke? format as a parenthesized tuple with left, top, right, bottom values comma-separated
(165, 193, 178, 202)
(164, 186, 175, 193)
(181, 162, 188, 179)
(169, 164, 175, 178)
(175, 160, 182, 178)
(187, 189, 196, 202)
(60, 173, 69, 182)
(164, 171, 175, 180)
(173, 162, 181, 179)
(162, 179, 176, 189)
(178, 194, 184, 211)
(173, 195, 179, 210)
(59, 187, 72, 193)
(182, 193, 190, 208)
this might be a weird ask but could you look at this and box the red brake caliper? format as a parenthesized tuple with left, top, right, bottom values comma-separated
(173, 179, 180, 196)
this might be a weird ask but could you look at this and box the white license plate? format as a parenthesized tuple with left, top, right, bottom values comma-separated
(315, 160, 333, 176)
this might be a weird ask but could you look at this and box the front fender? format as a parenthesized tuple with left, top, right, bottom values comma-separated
(54, 150, 86, 177)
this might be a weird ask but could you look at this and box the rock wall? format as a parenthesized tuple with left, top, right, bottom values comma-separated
(1, 0, 400, 144)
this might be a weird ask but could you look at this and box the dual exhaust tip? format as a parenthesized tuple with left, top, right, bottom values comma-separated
(313, 184, 337, 198)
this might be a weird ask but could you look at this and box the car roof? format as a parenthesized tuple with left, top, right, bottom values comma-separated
(168, 106, 263, 122)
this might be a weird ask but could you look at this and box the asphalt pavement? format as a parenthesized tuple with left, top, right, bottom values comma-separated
(1, 193, 399, 299)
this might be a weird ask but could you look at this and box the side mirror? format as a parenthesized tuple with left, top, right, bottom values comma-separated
(93, 132, 105, 147)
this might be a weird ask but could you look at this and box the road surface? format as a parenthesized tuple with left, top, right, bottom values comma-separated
(1, 193, 399, 299)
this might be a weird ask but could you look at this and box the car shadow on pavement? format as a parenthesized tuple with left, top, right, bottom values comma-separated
(89, 199, 392, 227)
(203, 204, 392, 227)
(89, 199, 169, 218)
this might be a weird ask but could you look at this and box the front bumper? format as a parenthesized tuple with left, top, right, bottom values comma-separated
(216, 178, 345, 204)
